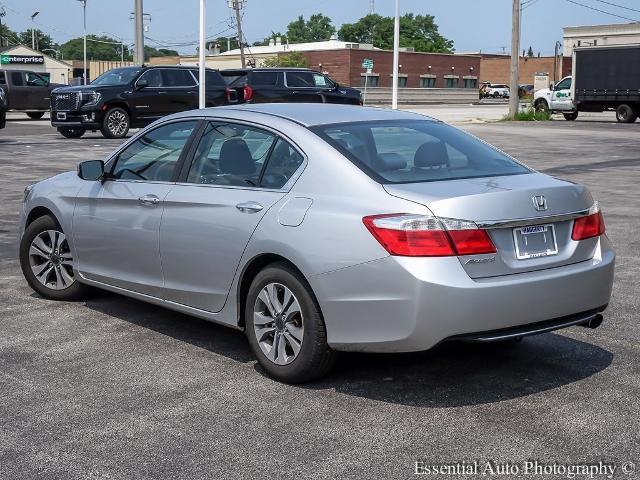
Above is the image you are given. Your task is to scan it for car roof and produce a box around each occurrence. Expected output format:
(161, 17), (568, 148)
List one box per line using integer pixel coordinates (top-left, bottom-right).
(196, 103), (438, 127)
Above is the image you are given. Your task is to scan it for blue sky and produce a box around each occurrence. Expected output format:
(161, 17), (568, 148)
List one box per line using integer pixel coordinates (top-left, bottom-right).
(1, 0), (639, 55)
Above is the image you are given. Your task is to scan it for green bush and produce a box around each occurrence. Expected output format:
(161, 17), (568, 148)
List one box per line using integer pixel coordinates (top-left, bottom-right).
(503, 107), (551, 121)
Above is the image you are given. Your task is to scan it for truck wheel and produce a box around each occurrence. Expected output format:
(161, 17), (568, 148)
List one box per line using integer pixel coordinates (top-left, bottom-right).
(57, 127), (86, 139)
(563, 111), (579, 121)
(101, 107), (130, 139)
(616, 104), (638, 123)
(27, 112), (45, 119)
(534, 99), (549, 113)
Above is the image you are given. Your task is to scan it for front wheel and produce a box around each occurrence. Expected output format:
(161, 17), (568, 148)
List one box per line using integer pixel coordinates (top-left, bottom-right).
(245, 263), (337, 383)
(101, 107), (130, 139)
(616, 104), (638, 123)
(563, 111), (579, 121)
(19, 215), (88, 301)
(57, 127), (86, 139)
(534, 99), (549, 113)
(27, 111), (45, 119)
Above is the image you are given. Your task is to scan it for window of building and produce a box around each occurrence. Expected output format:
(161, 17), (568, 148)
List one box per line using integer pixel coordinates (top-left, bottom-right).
(444, 77), (459, 88)
(420, 77), (436, 88)
(361, 74), (379, 87)
(463, 78), (477, 88)
(397, 76), (407, 88)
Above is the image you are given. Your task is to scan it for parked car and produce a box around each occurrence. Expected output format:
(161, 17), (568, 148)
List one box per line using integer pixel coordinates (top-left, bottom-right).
(484, 83), (510, 98)
(0, 87), (7, 129)
(222, 68), (362, 105)
(50, 66), (235, 139)
(19, 104), (614, 383)
(0, 69), (63, 119)
(518, 84), (534, 98)
(534, 45), (640, 122)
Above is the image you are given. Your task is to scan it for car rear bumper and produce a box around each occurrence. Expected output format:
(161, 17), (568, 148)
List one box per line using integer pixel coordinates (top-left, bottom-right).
(310, 235), (615, 353)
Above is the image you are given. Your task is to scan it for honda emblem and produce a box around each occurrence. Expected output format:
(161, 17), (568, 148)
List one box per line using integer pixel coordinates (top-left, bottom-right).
(532, 195), (547, 211)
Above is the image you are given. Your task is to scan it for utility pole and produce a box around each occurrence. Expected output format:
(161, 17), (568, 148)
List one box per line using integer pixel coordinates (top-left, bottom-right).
(508, 0), (521, 118)
(229, 0), (246, 68)
(134, 0), (145, 64)
(391, 0), (400, 109)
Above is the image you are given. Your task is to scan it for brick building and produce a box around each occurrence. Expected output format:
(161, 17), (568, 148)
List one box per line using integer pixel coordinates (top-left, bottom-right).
(478, 55), (572, 86)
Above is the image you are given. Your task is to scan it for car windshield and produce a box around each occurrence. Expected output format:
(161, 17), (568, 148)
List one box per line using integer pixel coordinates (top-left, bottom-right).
(311, 120), (531, 184)
(91, 68), (142, 86)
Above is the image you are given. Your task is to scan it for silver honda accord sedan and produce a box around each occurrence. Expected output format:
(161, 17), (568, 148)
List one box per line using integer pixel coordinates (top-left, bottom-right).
(18, 104), (615, 382)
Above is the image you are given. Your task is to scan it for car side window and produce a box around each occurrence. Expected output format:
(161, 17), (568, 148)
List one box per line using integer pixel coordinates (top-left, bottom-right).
(186, 122), (276, 187)
(260, 138), (304, 189)
(556, 78), (571, 90)
(11, 72), (24, 86)
(162, 69), (196, 87)
(250, 72), (278, 86)
(26, 72), (47, 86)
(138, 69), (163, 87)
(112, 121), (198, 182)
(286, 72), (315, 88)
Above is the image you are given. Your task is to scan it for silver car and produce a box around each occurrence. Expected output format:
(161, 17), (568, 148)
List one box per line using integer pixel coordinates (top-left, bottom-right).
(18, 104), (615, 382)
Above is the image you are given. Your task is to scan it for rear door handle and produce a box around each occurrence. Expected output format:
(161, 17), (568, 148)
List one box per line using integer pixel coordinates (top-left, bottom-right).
(236, 201), (263, 213)
(138, 194), (161, 206)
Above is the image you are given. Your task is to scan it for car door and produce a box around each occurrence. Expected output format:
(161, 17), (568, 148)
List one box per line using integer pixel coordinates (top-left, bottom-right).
(130, 69), (166, 121)
(284, 71), (323, 103)
(8, 71), (30, 110)
(24, 72), (51, 110)
(159, 121), (305, 312)
(550, 77), (573, 111)
(160, 68), (198, 113)
(248, 71), (286, 103)
(73, 120), (199, 296)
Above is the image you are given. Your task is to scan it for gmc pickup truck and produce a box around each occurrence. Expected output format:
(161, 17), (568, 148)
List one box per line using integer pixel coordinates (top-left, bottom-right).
(0, 69), (62, 119)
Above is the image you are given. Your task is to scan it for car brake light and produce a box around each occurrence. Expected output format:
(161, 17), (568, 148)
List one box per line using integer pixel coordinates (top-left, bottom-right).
(362, 214), (496, 257)
(244, 85), (253, 101)
(225, 87), (233, 102)
(572, 211), (605, 241)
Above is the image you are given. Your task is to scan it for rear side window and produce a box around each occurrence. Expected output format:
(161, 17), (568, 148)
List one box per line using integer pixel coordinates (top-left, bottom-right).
(250, 72), (279, 86)
(11, 72), (24, 86)
(261, 139), (304, 189)
(162, 69), (196, 87)
(205, 71), (226, 87)
(312, 120), (530, 184)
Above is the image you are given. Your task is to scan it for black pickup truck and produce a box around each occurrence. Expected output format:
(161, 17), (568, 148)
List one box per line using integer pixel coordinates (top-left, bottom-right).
(0, 87), (7, 129)
(50, 65), (235, 139)
(0, 70), (61, 119)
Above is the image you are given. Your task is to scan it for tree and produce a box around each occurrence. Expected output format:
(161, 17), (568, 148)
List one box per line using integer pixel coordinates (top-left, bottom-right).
(261, 51), (309, 68)
(0, 23), (19, 47)
(527, 46), (534, 57)
(254, 32), (287, 47)
(60, 35), (130, 61)
(144, 46), (178, 60)
(286, 14), (335, 43)
(338, 14), (453, 53)
(210, 36), (239, 53)
(18, 29), (56, 51)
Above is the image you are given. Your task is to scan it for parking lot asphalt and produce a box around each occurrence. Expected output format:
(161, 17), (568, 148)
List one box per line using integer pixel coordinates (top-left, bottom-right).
(1, 117), (639, 479)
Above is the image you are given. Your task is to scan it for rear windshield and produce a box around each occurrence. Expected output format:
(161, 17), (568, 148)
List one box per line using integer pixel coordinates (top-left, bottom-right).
(311, 120), (530, 184)
(92, 67), (142, 86)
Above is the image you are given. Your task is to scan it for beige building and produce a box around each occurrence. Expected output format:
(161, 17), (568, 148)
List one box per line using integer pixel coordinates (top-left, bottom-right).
(0, 45), (71, 84)
(563, 22), (640, 56)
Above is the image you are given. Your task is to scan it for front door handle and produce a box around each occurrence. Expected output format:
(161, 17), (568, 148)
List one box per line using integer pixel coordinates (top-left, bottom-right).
(138, 194), (160, 206)
(236, 201), (263, 213)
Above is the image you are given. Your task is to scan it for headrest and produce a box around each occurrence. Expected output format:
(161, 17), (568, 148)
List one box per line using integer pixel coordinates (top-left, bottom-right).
(414, 141), (449, 168)
(374, 153), (407, 172)
(219, 138), (255, 175)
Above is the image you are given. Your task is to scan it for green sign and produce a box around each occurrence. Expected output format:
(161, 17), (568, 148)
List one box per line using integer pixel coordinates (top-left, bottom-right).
(362, 58), (373, 69)
(0, 54), (44, 65)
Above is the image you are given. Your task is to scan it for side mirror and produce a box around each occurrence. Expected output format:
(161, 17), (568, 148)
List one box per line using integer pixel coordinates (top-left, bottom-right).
(549, 82), (555, 90)
(135, 79), (148, 90)
(78, 160), (105, 181)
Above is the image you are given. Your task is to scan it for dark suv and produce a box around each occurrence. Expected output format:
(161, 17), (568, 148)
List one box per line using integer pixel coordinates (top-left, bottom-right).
(50, 66), (234, 139)
(222, 68), (362, 105)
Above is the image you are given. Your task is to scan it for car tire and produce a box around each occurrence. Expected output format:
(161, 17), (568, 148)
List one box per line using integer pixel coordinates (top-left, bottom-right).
(19, 215), (88, 301)
(245, 262), (337, 383)
(615, 104), (638, 124)
(563, 111), (579, 121)
(534, 99), (549, 113)
(101, 107), (130, 139)
(57, 127), (86, 139)
(27, 111), (45, 119)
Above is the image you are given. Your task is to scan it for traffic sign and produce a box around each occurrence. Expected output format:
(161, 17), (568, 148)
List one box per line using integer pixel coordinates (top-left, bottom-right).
(362, 58), (373, 69)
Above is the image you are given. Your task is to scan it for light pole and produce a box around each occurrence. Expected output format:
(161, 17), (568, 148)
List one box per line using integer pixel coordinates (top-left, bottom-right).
(30, 11), (39, 50)
(134, 0), (145, 64)
(391, 0), (400, 109)
(199, 0), (206, 108)
(77, 1), (87, 84)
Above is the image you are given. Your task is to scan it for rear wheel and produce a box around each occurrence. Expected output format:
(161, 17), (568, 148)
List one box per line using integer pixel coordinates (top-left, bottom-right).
(101, 107), (130, 139)
(57, 127), (86, 139)
(563, 111), (579, 121)
(616, 104), (638, 123)
(27, 111), (45, 119)
(19, 215), (88, 301)
(534, 99), (549, 113)
(245, 263), (337, 383)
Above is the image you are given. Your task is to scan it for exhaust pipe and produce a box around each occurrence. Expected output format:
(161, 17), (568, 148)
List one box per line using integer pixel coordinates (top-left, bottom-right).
(581, 314), (604, 329)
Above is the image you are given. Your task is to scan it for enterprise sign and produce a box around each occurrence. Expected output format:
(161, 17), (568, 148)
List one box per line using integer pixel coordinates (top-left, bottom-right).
(0, 55), (45, 65)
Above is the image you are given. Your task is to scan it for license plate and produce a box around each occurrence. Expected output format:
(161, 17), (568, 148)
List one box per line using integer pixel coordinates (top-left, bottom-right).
(513, 224), (558, 260)
(56, 112), (67, 120)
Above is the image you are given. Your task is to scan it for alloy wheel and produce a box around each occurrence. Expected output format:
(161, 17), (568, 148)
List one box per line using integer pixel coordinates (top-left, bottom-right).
(107, 110), (128, 137)
(253, 282), (304, 366)
(28, 229), (75, 290)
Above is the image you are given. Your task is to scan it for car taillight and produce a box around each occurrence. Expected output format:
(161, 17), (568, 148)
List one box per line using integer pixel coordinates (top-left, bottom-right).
(244, 85), (253, 101)
(362, 214), (496, 257)
(225, 87), (233, 102)
(572, 211), (605, 241)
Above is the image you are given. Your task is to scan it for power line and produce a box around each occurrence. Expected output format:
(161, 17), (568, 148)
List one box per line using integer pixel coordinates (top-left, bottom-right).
(591, 0), (640, 14)
(564, 0), (639, 22)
